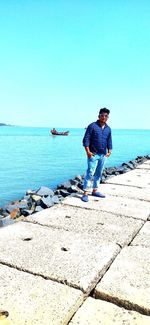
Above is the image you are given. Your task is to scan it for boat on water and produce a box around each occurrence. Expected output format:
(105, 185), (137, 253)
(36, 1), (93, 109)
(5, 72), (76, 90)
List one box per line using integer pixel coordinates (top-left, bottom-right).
(50, 129), (69, 136)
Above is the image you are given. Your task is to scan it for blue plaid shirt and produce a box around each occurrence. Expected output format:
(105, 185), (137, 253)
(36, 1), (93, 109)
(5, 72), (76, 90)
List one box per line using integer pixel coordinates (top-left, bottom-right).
(83, 120), (112, 155)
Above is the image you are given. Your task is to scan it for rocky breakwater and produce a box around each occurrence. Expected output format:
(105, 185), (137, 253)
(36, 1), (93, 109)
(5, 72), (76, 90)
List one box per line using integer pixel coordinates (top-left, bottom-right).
(0, 154), (150, 227)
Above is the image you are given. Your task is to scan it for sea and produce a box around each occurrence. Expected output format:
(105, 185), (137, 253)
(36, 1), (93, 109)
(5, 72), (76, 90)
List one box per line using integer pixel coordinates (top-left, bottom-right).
(0, 126), (149, 207)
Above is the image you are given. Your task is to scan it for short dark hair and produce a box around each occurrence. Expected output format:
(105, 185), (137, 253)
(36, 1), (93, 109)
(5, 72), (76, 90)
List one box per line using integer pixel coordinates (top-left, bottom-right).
(99, 107), (110, 115)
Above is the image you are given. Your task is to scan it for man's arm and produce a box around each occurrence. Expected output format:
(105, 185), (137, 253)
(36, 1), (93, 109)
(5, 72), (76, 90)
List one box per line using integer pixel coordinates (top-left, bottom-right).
(84, 146), (94, 158)
(83, 125), (94, 158)
(105, 150), (112, 157)
(106, 129), (112, 157)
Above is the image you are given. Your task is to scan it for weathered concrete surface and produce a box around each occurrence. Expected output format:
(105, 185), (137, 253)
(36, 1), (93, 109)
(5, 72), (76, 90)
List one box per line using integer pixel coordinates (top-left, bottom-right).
(1, 161), (150, 324)
(69, 297), (150, 325)
(94, 246), (150, 315)
(137, 163), (150, 170)
(0, 264), (83, 325)
(0, 222), (119, 294)
(26, 205), (144, 247)
(63, 195), (150, 220)
(142, 161), (150, 165)
(98, 183), (150, 201)
(131, 221), (150, 247)
(106, 169), (150, 188)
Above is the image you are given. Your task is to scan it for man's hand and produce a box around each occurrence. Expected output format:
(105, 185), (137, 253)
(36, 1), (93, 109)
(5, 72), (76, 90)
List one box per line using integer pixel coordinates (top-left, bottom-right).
(87, 151), (94, 158)
(105, 152), (111, 157)
(85, 146), (94, 159)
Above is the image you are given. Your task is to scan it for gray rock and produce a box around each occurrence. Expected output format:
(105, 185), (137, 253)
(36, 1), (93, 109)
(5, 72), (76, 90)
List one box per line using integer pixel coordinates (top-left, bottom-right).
(31, 195), (42, 205)
(59, 189), (70, 197)
(57, 181), (71, 190)
(115, 166), (126, 174)
(36, 186), (54, 197)
(100, 176), (106, 183)
(41, 197), (54, 208)
(21, 209), (34, 216)
(54, 189), (61, 195)
(0, 216), (14, 227)
(75, 175), (83, 182)
(26, 189), (37, 195)
(70, 179), (79, 186)
(122, 162), (134, 170)
(35, 206), (44, 213)
(51, 196), (60, 204)
(5, 200), (28, 213)
(106, 167), (117, 175)
(68, 185), (79, 194)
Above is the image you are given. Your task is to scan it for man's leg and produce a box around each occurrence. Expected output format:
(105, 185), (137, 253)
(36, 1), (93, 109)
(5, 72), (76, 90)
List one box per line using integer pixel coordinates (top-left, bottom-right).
(92, 155), (107, 197)
(82, 156), (98, 201)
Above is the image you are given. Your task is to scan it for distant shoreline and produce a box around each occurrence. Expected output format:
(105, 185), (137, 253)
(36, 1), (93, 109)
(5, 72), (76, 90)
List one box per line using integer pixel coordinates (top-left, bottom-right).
(0, 123), (12, 127)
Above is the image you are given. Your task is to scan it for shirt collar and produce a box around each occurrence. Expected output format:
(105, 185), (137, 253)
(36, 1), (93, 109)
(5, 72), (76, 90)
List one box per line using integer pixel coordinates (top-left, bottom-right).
(96, 120), (108, 128)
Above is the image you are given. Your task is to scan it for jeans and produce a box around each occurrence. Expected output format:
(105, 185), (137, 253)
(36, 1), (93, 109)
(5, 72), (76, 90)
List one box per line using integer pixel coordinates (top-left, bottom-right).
(83, 154), (107, 191)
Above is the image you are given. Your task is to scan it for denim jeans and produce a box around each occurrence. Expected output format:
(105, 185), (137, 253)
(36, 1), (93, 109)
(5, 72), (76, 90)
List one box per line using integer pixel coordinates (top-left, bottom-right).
(83, 154), (107, 191)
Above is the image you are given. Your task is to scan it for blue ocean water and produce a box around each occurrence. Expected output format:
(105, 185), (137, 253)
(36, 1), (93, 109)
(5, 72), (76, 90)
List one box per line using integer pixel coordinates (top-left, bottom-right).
(0, 126), (149, 207)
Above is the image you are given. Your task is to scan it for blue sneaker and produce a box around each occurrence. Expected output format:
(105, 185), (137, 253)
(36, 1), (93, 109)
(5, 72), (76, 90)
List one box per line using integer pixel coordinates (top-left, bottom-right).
(92, 192), (105, 198)
(81, 195), (89, 202)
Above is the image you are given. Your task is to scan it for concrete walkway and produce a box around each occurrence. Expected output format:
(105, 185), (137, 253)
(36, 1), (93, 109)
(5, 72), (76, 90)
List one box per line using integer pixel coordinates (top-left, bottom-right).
(0, 160), (150, 325)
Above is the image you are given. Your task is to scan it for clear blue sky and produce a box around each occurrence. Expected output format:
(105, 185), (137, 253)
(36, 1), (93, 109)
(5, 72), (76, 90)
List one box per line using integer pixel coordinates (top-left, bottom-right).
(0, 0), (150, 128)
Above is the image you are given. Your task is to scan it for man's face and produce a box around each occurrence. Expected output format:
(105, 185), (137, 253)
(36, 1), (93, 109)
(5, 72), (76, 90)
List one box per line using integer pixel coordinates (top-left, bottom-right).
(99, 113), (109, 123)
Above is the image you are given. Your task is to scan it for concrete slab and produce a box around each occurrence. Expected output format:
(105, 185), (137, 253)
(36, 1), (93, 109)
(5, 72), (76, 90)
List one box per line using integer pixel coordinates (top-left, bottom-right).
(69, 297), (150, 325)
(63, 195), (150, 221)
(130, 169), (150, 175)
(140, 161), (150, 165)
(0, 264), (83, 325)
(137, 163), (150, 170)
(106, 170), (150, 188)
(131, 221), (150, 247)
(94, 246), (150, 315)
(0, 222), (119, 294)
(98, 183), (150, 201)
(26, 205), (144, 247)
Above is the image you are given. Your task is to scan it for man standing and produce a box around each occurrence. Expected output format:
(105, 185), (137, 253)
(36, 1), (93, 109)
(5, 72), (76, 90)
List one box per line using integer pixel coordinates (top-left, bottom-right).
(81, 108), (112, 202)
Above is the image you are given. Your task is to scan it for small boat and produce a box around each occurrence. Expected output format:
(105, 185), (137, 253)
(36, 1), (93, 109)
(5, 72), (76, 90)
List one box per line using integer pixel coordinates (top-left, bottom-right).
(50, 129), (69, 136)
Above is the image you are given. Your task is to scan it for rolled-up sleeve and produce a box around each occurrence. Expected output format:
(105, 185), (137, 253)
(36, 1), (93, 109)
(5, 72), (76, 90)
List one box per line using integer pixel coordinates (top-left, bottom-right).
(107, 130), (112, 150)
(83, 125), (92, 147)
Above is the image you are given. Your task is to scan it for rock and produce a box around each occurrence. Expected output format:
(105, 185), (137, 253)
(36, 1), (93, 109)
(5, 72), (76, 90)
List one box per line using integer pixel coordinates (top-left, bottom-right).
(59, 189), (70, 197)
(21, 209), (34, 216)
(26, 189), (37, 195)
(102, 170), (107, 177)
(70, 179), (79, 186)
(77, 183), (83, 190)
(41, 197), (54, 208)
(36, 186), (54, 197)
(57, 181), (71, 190)
(54, 189), (61, 195)
(35, 206), (44, 213)
(0, 216), (14, 227)
(68, 185), (79, 194)
(5, 200), (28, 213)
(129, 160), (138, 167)
(122, 162), (134, 169)
(10, 208), (21, 219)
(75, 175), (83, 182)
(31, 195), (42, 205)
(0, 211), (9, 218)
(105, 167), (117, 175)
(115, 166), (126, 174)
(51, 196), (60, 204)
(100, 176), (106, 183)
